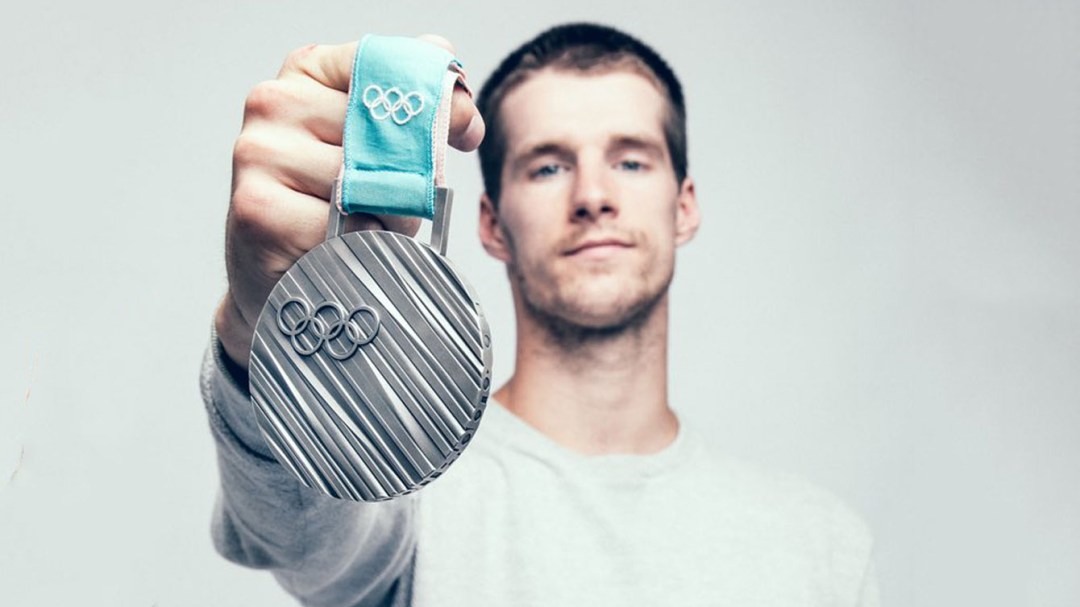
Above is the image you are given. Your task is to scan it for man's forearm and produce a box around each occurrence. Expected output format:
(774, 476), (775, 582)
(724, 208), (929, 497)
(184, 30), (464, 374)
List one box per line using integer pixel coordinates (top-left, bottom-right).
(202, 336), (415, 605)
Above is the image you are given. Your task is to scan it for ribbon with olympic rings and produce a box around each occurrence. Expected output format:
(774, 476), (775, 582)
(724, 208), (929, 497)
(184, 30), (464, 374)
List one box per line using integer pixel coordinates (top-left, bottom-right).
(276, 298), (381, 361)
(339, 35), (464, 219)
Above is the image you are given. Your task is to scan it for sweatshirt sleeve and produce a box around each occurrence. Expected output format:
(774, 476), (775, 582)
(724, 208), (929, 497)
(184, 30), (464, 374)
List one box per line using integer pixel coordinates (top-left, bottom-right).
(201, 333), (416, 607)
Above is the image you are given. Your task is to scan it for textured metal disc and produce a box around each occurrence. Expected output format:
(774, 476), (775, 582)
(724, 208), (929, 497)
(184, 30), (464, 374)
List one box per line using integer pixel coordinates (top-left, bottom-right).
(249, 231), (492, 501)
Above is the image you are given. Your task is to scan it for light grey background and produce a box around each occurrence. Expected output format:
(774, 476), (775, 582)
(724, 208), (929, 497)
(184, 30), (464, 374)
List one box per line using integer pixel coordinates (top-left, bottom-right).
(1, 1), (1076, 605)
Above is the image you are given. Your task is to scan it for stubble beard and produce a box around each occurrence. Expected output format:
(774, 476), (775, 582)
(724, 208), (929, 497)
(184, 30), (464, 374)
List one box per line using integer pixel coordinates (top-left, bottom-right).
(508, 247), (674, 351)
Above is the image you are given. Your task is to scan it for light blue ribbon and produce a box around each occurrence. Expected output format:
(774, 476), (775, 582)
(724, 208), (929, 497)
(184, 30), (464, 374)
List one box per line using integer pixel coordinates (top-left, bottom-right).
(341, 35), (459, 219)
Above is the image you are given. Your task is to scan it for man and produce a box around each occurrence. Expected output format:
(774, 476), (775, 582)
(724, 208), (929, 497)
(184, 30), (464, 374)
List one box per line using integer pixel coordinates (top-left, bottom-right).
(204, 23), (879, 606)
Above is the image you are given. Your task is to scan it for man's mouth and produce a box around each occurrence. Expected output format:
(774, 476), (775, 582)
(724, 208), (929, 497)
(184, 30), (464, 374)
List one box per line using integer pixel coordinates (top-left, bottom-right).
(563, 238), (633, 257)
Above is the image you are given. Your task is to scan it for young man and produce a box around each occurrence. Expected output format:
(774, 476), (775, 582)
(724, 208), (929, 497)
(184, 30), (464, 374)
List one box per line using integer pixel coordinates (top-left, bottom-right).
(205, 23), (879, 606)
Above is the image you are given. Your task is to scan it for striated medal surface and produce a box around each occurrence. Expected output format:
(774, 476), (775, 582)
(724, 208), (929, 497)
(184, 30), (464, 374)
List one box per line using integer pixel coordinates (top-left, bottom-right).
(249, 230), (492, 501)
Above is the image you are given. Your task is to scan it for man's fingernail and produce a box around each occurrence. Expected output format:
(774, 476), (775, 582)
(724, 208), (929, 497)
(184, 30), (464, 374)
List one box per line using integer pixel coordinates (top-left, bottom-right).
(455, 76), (474, 99)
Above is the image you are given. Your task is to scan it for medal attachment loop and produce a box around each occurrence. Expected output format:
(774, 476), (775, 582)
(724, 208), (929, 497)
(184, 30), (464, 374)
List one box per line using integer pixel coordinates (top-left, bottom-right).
(328, 180), (453, 256)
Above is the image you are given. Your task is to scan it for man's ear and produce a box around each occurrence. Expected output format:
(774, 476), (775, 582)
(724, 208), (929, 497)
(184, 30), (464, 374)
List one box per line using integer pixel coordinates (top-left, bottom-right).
(479, 192), (512, 262)
(675, 177), (701, 246)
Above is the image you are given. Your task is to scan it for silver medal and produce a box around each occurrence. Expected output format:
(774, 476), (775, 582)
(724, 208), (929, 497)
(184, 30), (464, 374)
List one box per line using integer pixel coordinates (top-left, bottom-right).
(249, 184), (492, 501)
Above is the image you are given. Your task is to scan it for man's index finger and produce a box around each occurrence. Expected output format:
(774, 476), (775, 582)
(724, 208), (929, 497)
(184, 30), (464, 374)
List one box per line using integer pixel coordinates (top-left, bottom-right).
(277, 42), (359, 92)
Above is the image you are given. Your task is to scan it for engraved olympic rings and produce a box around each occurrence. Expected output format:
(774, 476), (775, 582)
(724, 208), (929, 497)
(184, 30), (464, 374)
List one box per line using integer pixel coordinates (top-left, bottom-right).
(277, 298), (381, 361)
(362, 84), (425, 125)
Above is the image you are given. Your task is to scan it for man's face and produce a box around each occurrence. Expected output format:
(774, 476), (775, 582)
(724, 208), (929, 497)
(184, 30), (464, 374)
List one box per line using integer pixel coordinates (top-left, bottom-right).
(480, 67), (699, 333)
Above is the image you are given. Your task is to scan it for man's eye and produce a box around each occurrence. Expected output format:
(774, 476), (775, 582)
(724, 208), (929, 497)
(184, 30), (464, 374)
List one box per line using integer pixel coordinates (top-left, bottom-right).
(618, 160), (645, 171)
(531, 164), (564, 178)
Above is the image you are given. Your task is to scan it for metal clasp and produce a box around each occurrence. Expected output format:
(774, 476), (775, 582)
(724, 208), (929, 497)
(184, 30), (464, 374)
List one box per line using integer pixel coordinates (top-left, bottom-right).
(327, 180), (453, 256)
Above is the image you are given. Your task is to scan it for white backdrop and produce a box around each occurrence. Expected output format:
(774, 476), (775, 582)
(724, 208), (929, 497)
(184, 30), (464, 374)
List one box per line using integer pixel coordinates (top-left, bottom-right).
(1, 1), (1077, 605)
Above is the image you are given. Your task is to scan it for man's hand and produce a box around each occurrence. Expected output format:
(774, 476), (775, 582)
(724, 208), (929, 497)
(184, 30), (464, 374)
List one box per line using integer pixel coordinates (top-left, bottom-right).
(216, 36), (485, 370)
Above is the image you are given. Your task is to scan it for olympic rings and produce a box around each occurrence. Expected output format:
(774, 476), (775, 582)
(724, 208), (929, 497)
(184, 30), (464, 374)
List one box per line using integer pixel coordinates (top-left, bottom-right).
(277, 298), (381, 361)
(362, 84), (425, 125)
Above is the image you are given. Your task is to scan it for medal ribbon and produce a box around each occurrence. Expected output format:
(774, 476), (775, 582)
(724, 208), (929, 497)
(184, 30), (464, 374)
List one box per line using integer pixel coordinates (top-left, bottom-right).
(338, 35), (463, 219)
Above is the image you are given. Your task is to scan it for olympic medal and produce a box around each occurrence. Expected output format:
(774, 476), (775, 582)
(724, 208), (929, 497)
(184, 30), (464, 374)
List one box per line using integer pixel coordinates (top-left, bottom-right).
(248, 229), (492, 501)
(246, 35), (491, 502)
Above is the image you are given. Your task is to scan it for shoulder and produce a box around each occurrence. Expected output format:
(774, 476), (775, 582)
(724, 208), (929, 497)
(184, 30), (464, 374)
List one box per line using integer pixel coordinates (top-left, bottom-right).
(682, 432), (876, 592)
(726, 455), (870, 540)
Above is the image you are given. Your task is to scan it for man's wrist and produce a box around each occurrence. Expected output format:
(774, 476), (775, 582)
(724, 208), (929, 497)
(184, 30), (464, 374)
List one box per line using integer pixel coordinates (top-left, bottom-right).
(215, 293), (253, 374)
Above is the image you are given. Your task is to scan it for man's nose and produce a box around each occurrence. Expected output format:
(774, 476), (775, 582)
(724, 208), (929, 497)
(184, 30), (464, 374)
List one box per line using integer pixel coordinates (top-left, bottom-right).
(570, 159), (618, 222)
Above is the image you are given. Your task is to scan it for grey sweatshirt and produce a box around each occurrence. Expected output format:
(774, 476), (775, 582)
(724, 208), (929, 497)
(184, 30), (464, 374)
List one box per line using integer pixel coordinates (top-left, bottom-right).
(203, 337), (880, 606)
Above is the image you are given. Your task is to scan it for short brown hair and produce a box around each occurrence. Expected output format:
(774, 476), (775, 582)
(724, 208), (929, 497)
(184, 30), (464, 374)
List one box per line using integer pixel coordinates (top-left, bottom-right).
(476, 23), (688, 205)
